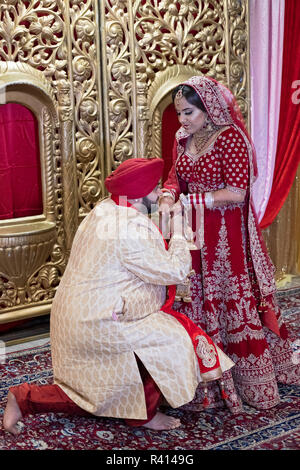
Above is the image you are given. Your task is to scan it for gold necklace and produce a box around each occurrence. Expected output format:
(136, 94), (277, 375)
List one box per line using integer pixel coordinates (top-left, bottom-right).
(192, 115), (220, 154)
(192, 129), (217, 154)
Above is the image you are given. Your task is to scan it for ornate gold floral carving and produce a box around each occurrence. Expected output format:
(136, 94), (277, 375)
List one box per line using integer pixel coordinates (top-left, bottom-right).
(0, 0), (250, 325)
(0, 0), (104, 216)
(0, 1), (65, 73)
(69, 0), (104, 217)
(225, 0), (250, 126)
(99, 0), (134, 172)
(0, 67), (65, 315)
(0, 1), (104, 323)
(102, 0), (250, 170)
(134, 0), (225, 79)
(0, 222), (57, 305)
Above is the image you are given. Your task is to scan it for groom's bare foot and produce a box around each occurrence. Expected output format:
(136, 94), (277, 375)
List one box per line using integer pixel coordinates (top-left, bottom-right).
(3, 391), (22, 435)
(142, 411), (181, 431)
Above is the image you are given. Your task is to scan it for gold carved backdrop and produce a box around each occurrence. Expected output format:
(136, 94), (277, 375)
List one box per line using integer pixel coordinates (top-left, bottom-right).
(100, 0), (250, 167)
(0, 0), (104, 323)
(0, 0), (250, 324)
(0, 1), (297, 327)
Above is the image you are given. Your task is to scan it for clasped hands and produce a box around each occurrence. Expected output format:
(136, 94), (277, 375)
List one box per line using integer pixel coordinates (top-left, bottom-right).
(158, 197), (184, 238)
(159, 195), (195, 302)
(158, 195), (187, 240)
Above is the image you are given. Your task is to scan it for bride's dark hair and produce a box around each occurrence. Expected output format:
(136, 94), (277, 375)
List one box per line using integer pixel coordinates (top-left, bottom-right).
(172, 84), (206, 112)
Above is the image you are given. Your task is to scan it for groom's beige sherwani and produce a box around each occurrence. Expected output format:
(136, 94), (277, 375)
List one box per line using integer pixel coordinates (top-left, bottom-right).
(51, 198), (233, 419)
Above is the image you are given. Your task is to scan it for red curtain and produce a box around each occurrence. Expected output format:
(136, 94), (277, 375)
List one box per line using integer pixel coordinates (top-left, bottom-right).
(260, 0), (300, 229)
(0, 103), (43, 220)
(161, 103), (180, 183)
(0, 103), (43, 333)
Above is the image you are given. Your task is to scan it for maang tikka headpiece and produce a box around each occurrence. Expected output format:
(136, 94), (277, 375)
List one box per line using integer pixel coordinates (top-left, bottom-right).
(174, 86), (184, 107)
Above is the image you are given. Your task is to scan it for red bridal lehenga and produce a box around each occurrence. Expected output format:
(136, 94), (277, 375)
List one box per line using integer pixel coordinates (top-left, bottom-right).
(164, 76), (300, 413)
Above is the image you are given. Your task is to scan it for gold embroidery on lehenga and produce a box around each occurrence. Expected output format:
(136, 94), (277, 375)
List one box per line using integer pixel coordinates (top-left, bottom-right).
(196, 336), (217, 368)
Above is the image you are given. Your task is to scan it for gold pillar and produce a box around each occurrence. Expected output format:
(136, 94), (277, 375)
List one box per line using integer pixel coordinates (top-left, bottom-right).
(263, 166), (300, 282)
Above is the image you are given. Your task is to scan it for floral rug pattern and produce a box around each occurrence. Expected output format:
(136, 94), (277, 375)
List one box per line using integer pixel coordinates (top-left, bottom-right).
(0, 290), (299, 451)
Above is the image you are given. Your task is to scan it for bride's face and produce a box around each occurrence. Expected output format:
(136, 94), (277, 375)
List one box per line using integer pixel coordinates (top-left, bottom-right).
(175, 96), (207, 134)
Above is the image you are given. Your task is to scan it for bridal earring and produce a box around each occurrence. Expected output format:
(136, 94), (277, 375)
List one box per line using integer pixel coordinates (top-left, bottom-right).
(193, 115), (219, 154)
(202, 114), (217, 132)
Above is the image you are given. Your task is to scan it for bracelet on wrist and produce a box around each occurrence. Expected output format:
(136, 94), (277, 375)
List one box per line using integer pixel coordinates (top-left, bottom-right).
(204, 191), (214, 209)
(186, 193), (204, 207)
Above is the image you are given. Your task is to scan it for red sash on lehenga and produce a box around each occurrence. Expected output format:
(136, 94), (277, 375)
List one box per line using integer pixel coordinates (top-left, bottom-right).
(111, 194), (222, 382)
(160, 246), (222, 381)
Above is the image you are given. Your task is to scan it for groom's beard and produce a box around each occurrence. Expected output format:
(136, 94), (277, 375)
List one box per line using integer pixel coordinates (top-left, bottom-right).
(141, 196), (159, 214)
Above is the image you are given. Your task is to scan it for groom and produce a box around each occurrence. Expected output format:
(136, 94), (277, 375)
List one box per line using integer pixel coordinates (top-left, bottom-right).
(4, 158), (233, 435)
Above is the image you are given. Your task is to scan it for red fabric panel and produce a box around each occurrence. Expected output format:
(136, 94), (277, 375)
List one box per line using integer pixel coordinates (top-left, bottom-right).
(10, 383), (90, 417)
(0, 103), (43, 332)
(0, 320), (27, 333)
(124, 357), (162, 426)
(260, 0), (300, 228)
(161, 103), (180, 183)
(10, 358), (162, 426)
(0, 103), (43, 220)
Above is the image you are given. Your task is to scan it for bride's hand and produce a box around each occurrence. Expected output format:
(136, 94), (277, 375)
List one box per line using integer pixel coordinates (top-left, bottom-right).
(158, 196), (175, 212)
(171, 200), (183, 216)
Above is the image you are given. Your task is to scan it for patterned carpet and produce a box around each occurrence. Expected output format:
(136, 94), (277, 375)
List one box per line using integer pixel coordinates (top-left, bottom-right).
(0, 290), (299, 451)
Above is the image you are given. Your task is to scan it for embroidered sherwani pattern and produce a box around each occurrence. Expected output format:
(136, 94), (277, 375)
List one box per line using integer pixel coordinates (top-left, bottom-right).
(50, 198), (233, 420)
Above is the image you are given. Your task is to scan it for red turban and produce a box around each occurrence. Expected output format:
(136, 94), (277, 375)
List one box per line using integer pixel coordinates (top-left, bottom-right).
(105, 158), (164, 199)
